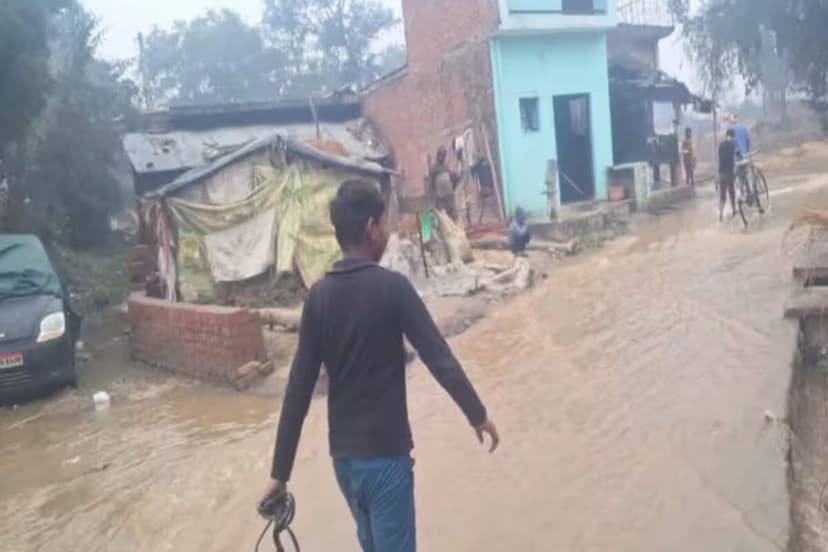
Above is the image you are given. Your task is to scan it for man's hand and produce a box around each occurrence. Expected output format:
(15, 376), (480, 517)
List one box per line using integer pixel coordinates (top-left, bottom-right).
(258, 479), (287, 516)
(475, 418), (500, 453)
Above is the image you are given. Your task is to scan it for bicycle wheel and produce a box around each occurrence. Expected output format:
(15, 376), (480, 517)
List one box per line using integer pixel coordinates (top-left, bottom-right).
(755, 167), (770, 206)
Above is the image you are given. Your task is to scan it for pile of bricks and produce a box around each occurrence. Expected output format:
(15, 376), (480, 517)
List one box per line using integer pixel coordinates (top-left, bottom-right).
(128, 293), (271, 389)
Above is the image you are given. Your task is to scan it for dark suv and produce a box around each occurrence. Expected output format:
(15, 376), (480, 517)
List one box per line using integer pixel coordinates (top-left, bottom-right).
(0, 235), (81, 403)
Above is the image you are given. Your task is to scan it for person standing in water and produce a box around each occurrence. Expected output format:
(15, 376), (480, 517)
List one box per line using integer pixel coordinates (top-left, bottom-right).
(259, 180), (500, 552)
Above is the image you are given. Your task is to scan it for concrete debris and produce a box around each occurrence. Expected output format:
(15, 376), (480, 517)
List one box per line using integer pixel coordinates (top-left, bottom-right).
(472, 237), (580, 257)
(424, 258), (535, 298)
(487, 258), (535, 292)
(234, 361), (274, 391)
(381, 234), (423, 280)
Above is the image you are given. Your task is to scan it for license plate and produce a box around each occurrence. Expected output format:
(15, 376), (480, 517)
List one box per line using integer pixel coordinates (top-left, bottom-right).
(0, 353), (23, 370)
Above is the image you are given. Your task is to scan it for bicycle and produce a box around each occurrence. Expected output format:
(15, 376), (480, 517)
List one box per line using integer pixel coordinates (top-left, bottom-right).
(736, 153), (770, 229)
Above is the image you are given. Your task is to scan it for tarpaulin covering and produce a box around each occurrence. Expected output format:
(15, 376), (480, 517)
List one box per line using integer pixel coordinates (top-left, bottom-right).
(0, 235), (63, 300)
(163, 161), (380, 303)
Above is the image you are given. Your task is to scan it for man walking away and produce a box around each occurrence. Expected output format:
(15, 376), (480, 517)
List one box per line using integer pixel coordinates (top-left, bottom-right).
(259, 180), (500, 552)
(508, 207), (531, 256)
(719, 129), (738, 222)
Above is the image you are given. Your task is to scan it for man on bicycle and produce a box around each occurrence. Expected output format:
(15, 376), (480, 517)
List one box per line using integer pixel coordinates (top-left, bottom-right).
(729, 114), (751, 158)
(729, 114), (752, 188)
(718, 128), (738, 222)
(259, 180), (500, 551)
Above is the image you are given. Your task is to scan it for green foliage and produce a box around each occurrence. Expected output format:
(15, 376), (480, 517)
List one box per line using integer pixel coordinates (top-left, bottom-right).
(141, 1), (401, 105)
(263, 0), (398, 89)
(142, 9), (276, 106)
(0, 0), (68, 153)
(672, 0), (828, 103)
(6, 2), (137, 249)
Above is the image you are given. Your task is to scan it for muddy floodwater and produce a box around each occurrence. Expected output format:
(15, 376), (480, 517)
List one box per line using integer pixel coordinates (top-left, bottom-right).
(4, 173), (828, 551)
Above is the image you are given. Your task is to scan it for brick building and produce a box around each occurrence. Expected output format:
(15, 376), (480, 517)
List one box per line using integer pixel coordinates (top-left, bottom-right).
(364, 0), (689, 221)
(363, 0), (501, 212)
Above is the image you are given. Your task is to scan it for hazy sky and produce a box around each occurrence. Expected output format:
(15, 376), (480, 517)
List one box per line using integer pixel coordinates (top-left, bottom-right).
(81, 0), (404, 60)
(81, 0), (697, 92)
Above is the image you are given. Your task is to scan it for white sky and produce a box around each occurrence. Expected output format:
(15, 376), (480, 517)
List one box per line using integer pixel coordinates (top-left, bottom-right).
(81, 0), (699, 93)
(81, 0), (404, 61)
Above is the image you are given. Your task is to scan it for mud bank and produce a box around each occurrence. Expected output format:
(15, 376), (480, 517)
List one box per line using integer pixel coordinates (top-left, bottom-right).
(786, 313), (828, 551)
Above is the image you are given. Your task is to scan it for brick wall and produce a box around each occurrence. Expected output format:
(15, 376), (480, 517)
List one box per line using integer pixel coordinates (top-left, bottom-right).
(363, 0), (501, 201)
(128, 293), (269, 388)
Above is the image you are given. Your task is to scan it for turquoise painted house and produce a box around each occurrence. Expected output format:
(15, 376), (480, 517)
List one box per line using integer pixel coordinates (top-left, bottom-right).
(491, 0), (617, 219)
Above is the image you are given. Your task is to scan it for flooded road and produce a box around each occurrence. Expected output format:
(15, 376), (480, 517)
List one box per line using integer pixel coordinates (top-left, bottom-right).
(3, 171), (828, 551)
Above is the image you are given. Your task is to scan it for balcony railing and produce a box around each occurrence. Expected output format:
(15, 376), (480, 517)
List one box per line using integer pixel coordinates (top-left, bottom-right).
(618, 0), (675, 27)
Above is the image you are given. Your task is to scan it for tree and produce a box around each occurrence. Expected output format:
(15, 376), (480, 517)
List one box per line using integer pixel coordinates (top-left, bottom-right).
(140, 2), (401, 105)
(6, 2), (138, 247)
(142, 9), (276, 106)
(0, 0), (68, 154)
(263, 0), (398, 92)
(376, 43), (407, 76)
(671, 0), (828, 105)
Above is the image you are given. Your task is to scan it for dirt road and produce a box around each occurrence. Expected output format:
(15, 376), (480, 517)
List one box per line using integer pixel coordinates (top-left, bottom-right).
(3, 163), (827, 551)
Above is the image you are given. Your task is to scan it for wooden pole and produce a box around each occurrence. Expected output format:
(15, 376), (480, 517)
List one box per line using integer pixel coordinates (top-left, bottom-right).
(415, 211), (430, 279)
(309, 96), (321, 139)
(478, 121), (505, 221)
(712, 94), (719, 171)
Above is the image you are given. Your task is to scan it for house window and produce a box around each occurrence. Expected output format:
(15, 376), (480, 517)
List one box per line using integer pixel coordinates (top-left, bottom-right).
(520, 98), (540, 132)
(562, 0), (595, 14)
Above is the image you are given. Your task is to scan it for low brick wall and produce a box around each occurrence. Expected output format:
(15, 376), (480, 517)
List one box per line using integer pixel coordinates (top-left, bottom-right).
(128, 293), (268, 388)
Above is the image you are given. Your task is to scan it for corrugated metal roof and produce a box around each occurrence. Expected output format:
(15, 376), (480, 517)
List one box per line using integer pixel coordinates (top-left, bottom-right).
(123, 120), (388, 175)
(149, 135), (393, 199)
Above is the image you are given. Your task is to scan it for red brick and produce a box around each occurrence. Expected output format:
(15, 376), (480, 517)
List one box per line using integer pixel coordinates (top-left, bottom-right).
(363, 0), (501, 204)
(127, 293), (266, 387)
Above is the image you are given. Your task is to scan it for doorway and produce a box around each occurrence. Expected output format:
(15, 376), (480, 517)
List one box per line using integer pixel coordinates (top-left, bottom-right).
(554, 93), (595, 204)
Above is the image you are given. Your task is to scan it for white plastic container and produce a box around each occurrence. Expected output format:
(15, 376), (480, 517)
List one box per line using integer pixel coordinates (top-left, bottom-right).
(93, 391), (111, 411)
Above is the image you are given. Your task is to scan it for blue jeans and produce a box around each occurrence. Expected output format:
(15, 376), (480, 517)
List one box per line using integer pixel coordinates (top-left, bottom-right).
(334, 457), (416, 552)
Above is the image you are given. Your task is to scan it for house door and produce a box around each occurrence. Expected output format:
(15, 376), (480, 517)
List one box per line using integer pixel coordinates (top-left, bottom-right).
(554, 93), (595, 204)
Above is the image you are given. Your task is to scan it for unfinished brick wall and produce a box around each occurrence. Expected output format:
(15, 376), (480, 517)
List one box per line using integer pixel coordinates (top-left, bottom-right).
(128, 293), (268, 388)
(363, 0), (500, 203)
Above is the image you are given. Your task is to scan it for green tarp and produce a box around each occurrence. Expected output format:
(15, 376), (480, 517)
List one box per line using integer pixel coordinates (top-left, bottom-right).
(0, 235), (62, 299)
(166, 160), (382, 303)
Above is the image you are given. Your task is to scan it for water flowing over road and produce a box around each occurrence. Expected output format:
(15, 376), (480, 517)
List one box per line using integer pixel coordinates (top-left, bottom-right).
(4, 171), (828, 551)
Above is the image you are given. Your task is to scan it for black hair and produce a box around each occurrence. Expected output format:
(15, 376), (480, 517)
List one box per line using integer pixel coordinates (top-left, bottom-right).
(329, 179), (386, 249)
(726, 128), (735, 138)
